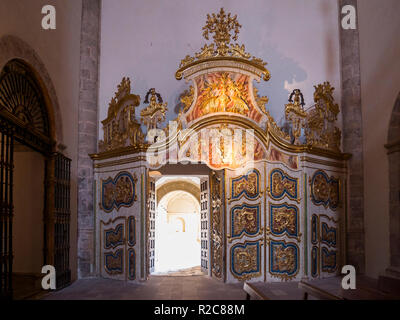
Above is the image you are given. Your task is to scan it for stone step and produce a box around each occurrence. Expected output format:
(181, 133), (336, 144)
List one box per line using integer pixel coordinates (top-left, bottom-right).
(378, 274), (400, 295)
(385, 266), (400, 279)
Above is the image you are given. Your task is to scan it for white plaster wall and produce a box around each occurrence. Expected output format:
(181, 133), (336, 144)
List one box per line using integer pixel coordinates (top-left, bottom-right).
(99, 0), (341, 139)
(358, 0), (400, 278)
(0, 0), (83, 281)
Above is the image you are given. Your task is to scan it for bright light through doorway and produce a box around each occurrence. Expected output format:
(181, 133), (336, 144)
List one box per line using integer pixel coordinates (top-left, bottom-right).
(153, 177), (201, 274)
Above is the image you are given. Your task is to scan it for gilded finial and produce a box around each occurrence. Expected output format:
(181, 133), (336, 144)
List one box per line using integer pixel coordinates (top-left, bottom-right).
(176, 8), (271, 82)
(202, 8), (242, 56)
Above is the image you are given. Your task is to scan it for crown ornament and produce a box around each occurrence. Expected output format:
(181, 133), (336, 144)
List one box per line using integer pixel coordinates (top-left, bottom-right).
(176, 8), (270, 81)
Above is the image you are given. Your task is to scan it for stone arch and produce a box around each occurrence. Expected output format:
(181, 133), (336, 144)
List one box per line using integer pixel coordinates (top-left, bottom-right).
(385, 92), (400, 269)
(157, 180), (200, 205)
(0, 35), (63, 146)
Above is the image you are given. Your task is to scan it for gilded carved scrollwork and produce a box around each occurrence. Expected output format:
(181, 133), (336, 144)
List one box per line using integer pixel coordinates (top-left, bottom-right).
(321, 222), (337, 247)
(104, 224), (124, 249)
(230, 203), (261, 239)
(98, 77), (144, 152)
(180, 85), (195, 112)
(269, 203), (300, 240)
(229, 169), (260, 202)
(231, 241), (261, 281)
(100, 171), (137, 213)
(253, 87), (269, 114)
(321, 247), (337, 273)
(284, 82), (342, 152)
(310, 213), (339, 277)
(305, 82), (341, 152)
(176, 8), (271, 82)
(211, 171), (224, 279)
(269, 240), (299, 281)
(310, 170), (340, 210)
(265, 110), (291, 142)
(104, 249), (124, 275)
(268, 168), (299, 202)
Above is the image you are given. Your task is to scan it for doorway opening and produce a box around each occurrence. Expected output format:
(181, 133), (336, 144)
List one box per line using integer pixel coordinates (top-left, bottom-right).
(12, 142), (45, 299)
(150, 174), (209, 276)
(0, 59), (71, 299)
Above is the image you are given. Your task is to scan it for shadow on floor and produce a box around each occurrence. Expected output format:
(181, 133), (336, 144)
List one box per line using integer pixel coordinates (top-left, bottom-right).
(41, 275), (246, 300)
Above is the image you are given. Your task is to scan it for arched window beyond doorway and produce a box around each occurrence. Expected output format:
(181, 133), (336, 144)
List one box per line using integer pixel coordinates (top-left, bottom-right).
(0, 58), (71, 299)
(385, 92), (400, 273)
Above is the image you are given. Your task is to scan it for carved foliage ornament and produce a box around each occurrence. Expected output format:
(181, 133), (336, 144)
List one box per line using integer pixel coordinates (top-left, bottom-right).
(101, 172), (137, 213)
(99, 77), (144, 153)
(211, 171), (224, 279)
(177, 8), (270, 81)
(321, 247), (337, 273)
(231, 203), (260, 238)
(310, 170), (340, 209)
(305, 82), (341, 152)
(230, 169), (260, 201)
(231, 241), (261, 280)
(180, 85), (195, 112)
(270, 240), (299, 280)
(104, 224), (124, 249)
(321, 222), (337, 247)
(104, 249), (124, 275)
(269, 168), (298, 201)
(310, 214), (338, 277)
(269, 203), (299, 238)
(284, 83), (342, 152)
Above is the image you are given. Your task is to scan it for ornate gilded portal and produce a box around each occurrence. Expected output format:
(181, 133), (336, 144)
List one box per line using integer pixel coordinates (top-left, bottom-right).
(91, 8), (348, 284)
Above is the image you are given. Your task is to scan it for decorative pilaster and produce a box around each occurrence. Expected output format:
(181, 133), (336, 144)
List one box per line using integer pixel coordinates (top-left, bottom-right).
(77, 0), (101, 278)
(338, 0), (365, 273)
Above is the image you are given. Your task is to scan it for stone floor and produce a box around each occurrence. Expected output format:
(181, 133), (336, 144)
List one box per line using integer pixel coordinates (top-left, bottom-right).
(13, 274), (43, 300)
(41, 275), (247, 300)
(152, 266), (205, 277)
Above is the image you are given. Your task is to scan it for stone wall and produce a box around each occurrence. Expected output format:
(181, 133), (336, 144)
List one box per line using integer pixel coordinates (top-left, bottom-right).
(77, 0), (101, 278)
(338, 0), (365, 273)
(386, 93), (400, 269)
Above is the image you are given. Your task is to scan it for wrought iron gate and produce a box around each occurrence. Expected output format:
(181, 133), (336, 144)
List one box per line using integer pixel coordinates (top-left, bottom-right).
(0, 60), (71, 298)
(0, 120), (14, 299)
(53, 153), (72, 289)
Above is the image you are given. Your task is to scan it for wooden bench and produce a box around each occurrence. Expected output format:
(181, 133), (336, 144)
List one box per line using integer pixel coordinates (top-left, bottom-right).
(299, 277), (399, 300)
(244, 277), (400, 300)
(243, 281), (304, 300)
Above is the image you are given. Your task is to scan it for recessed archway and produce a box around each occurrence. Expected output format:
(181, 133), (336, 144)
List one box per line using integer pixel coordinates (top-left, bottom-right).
(0, 35), (63, 145)
(0, 38), (71, 299)
(385, 92), (400, 271)
(153, 177), (202, 275)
